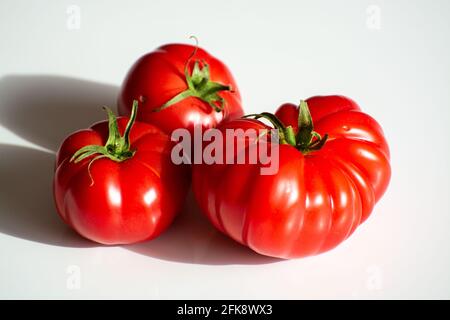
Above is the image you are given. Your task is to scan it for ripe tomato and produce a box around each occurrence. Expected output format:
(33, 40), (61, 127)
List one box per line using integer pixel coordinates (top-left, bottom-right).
(192, 96), (391, 258)
(118, 41), (243, 135)
(53, 101), (190, 244)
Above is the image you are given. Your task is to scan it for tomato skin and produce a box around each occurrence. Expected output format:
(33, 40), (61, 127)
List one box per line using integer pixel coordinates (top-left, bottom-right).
(53, 118), (190, 245)
(118, 43), (243, 135)
(192, 95), (391, 258)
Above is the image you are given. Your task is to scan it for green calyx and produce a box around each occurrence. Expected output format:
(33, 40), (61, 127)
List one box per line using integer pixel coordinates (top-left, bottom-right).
(154, 45), (232, 113)
(70, 100), (139, 165)
(244, 100), (328, 154)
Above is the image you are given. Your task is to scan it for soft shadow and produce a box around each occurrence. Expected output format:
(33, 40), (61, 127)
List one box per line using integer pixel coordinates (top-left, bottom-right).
(0, 74), (278, 264)
(126, 190), (280, 265)
(0, 144), (95, 247)
(0, 75), (119, 151)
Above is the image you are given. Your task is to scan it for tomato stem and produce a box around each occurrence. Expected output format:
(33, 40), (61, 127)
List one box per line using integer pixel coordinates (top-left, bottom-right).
(70, 100), (139, 166)
(154, 38), (232, 113)
(243, 100), (328, 154)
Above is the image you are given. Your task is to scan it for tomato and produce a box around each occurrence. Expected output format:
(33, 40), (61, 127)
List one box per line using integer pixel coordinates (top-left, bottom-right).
(53, 101), (190, 244)
(118, 41), (243, 135)
(192, 95), (391, 258)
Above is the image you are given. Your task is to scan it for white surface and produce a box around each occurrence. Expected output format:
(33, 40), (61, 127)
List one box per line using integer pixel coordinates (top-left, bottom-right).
(1, 0), (449, 299)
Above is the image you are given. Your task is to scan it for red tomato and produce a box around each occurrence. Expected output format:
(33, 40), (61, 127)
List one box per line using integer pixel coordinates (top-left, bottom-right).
(53, 101), (190, 244)
(192, 95), (391, 258)
(118, 42), (243, 135)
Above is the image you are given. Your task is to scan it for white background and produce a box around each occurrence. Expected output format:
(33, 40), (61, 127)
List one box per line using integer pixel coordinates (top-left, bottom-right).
(0, 0), (449, 299)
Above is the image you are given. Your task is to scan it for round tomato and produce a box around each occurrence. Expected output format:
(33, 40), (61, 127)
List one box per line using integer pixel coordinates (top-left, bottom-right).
(118, 42), (243, 135)
(192, 95), (391, 258)
(53, 101), (190, 244)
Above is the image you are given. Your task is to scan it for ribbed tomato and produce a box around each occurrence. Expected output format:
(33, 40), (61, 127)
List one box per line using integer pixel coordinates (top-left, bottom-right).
(192, 95), (391, 258)
(118, 42), (243, 135)
(53, 102), (190, 244)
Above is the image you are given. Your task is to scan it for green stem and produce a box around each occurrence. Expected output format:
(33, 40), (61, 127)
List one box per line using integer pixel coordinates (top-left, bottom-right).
(71, 100), (139, 165)
(123, 100), (138, 151)
(154, 90), (194, 113)
(243, 100), (328, 154)
(297, 100), (313, 150)
(243, 112), (290, 145)
(284, 126), (297, 146)
(154, 40), (232, 113)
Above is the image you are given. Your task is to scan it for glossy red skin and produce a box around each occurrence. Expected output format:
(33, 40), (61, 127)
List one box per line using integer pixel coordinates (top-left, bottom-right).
(118, 43), (243, 135)
(192, 95), (391, 259)
(53, 118), (190, 245)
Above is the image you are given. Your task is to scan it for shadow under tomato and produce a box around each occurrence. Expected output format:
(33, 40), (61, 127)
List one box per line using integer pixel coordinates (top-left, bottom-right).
(0, 75), (119, 152)
(0, 144), (95, 247)
(0, 74), (279, 265)
(125, 190), (280, 265)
